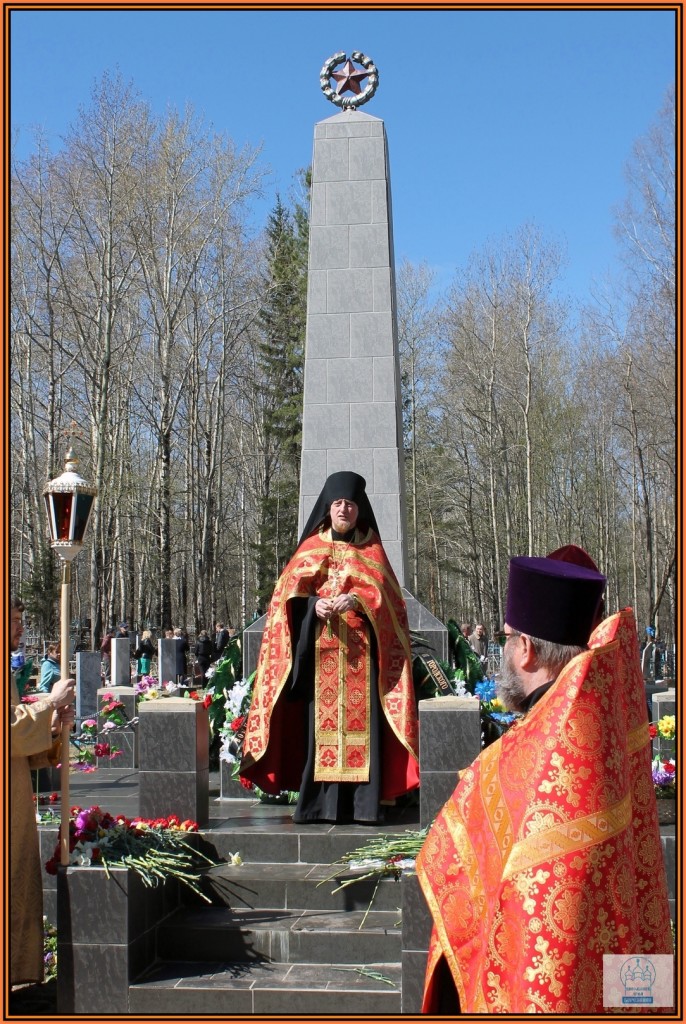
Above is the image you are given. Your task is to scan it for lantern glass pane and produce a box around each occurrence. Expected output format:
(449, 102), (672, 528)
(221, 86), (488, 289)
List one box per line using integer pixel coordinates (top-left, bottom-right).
(52, 493), (73, 541)
(73, 493), (94, 542)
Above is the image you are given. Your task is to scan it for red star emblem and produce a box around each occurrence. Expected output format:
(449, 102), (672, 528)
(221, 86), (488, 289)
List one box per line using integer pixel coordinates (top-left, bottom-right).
(331, 59), (369, 96)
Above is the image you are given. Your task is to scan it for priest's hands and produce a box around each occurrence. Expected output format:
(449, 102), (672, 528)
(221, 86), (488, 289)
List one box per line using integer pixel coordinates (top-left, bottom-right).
(316, 594), (358, 621)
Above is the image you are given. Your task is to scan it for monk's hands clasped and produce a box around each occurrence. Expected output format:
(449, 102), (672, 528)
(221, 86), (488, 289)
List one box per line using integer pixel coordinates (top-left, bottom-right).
(315, 598), (334, 622)
(332, 593), (358, 614)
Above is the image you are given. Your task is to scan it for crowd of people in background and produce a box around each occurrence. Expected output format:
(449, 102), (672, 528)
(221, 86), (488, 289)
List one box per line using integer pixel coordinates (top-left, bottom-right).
(97, 620), (238, 686)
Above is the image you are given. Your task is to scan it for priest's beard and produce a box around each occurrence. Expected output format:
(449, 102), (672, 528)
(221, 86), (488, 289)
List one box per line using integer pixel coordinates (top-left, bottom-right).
(496, 642), (529, 713)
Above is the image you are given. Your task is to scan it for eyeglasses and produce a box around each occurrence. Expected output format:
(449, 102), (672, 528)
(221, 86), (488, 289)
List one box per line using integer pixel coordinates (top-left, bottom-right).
(496, 630), (521, 647)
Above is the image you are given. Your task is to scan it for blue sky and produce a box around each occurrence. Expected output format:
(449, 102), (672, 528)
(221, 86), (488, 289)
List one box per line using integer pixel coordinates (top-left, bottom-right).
(10, 7), (675, 305)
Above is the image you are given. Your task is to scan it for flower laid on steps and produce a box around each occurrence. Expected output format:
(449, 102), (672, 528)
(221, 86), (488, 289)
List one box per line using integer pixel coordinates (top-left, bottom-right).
(322, 828), (429, 927)
(44, 805), (221, 899)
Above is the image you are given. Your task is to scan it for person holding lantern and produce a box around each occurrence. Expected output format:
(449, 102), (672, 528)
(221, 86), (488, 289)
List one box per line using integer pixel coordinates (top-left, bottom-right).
(9, 597), (76, 986)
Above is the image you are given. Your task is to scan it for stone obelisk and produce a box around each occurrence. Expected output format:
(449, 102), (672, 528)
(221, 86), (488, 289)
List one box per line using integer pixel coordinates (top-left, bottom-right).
(299, 106), (408, 584)
(243, 54), (446, 676)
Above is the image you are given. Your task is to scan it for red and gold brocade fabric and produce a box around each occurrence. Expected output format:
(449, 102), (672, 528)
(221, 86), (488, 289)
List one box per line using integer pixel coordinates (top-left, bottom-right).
(416, 609), (672, 1014)
(240, 525), (419, 799)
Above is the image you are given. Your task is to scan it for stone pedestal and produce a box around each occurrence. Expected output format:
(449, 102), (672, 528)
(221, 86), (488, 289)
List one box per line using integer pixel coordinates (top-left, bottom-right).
(76, 651), (102, 724)
(418, 696), (481, 828)
(97, 686), (137, 769)
(138, 698), (209, 826)
(111, 637), (132, 687)
(56, 866), (180, 1013)
(220, 758), (252, 800)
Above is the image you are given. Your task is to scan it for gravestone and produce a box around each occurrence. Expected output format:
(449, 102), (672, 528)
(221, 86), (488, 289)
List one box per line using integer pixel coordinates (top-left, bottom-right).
(158, 638), (179, 686)
(75, 651), (101, 724)
(111, 636), (132, 687)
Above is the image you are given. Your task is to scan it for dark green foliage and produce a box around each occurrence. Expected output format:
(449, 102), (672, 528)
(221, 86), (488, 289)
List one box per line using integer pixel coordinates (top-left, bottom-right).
(20, 544), (59, 639)
(254, 188), (308, 606)
(446, 619), (484, 691)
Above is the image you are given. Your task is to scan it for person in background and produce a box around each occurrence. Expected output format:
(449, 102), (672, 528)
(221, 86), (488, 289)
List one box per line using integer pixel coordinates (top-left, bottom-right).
(100, 627), (114, 681)
(467, 623), (488, 665)
(37, 642), (61, 693)
(194, 629), (213, 678)
(134, 630), (155, 678)
(460, 622), (471, 640)
(10, 597), (76, 987)
(172, 627), (189, 684)
(116, 621), (129, 639)
(213, 622), (230, 662)
(642, 625), (656, 682)
(240, 471), (419, 825)
(416, 555), (672, 1013)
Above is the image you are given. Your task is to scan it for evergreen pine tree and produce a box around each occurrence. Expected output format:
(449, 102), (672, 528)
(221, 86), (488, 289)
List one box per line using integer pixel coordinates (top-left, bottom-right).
(254, 189), (308, 607)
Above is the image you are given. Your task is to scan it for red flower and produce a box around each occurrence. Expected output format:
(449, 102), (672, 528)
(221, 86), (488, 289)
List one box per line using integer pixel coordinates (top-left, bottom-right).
(180, 819), (199, 831)
(202, 694), (212, 709)
(49, 792), (59, 803)
(94, 743), (111, 758)
(239, 776), (254, 791)
(189, 691), (200, 701)
(648, 723), (658, 739)
(662, 761), (676, 774)
(230, 716), (245, 732)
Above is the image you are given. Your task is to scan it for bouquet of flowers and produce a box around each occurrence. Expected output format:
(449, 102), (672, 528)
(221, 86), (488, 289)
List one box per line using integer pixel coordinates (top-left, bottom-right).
(218, 675), (254, 769)
(475, 678), (520, 747)
(44, 804), (219, 898)
(649, 714), (676, 799)
(652, 759), (676, 798)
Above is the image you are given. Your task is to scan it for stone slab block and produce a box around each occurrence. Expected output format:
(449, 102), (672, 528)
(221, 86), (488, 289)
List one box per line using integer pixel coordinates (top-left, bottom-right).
(420, 770), (460, 829)
(313, 137), (349, 182)
(326, 179), (373, 224)
(111, 637), (132, 687)
(373, 356), (397, 402)
(303, 358), (328, 404)
(327, 357), (374, 402)
(373, 448), (401, 493)
(372, 268), (392, 311)
(299, 450), (328, 496)
(139, 769), (209, 826)
(220, 759), (253, 799)
(76, 651), (102, 723)
(307, 270), (327, 314)
(349, 223), (390, 268)
(326, 269), (374, 314)
(327, 448), (374, 482)
(138, 699), (209, 773)
(349, 136), (386, 180)
(371, 179), (389, 224)
(350, 311), (393, 357)
(306, 312), (350, 358)
(309, 224), (349, 270)
(310, 181), (326, 224)
(401, 949), (428, 1014)
(419, 696), (481, 772)
(349, 402), (396, 449)
(302, 404), (350, 450)
(365, 492), (400, 539)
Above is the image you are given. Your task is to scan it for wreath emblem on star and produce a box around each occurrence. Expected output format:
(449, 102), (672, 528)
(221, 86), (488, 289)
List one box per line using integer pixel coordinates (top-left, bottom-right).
(320, 51), (379, 109)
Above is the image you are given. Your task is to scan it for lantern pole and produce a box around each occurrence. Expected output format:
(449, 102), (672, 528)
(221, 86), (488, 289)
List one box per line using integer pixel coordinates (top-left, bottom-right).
(43, 444), (96, 866)
(59, 559), (72, 865)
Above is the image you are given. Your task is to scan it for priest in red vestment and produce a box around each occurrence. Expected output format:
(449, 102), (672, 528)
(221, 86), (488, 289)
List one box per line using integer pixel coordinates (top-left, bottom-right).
(240, 471), (419, 824)
(416, 555), (673, 1013)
